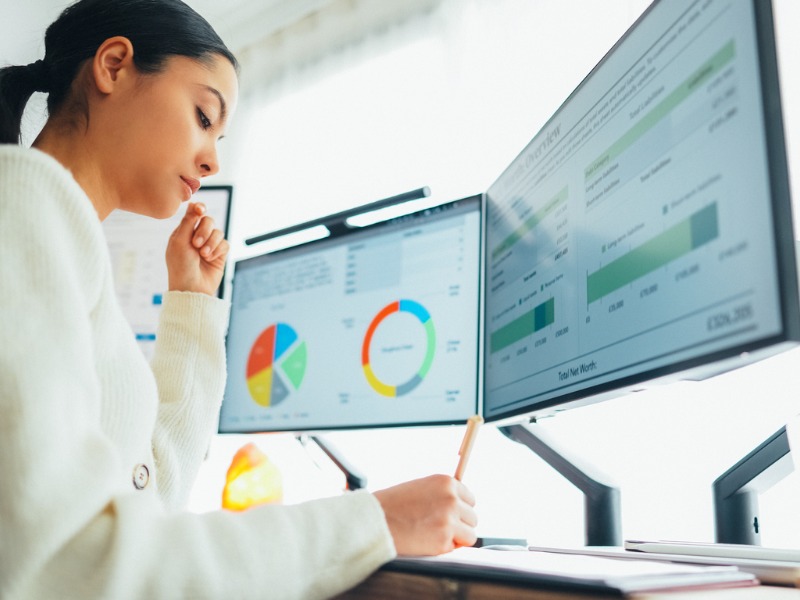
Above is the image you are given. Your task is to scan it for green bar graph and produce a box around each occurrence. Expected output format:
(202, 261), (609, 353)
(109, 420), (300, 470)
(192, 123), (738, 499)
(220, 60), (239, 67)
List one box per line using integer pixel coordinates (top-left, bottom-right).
(587, 203), (719, 304)
(585, 40), (735, 180)
(491, 187), (568, 261)
(491, 297), (555, 353)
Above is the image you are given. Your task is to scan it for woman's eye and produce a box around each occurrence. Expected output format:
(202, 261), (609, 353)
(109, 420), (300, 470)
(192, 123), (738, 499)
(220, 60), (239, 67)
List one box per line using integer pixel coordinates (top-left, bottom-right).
(197, 108), (212, 130)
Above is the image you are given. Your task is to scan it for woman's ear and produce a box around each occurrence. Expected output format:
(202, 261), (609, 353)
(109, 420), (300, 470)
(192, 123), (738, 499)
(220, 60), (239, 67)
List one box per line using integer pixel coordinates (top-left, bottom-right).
(92, 36), (135, 95)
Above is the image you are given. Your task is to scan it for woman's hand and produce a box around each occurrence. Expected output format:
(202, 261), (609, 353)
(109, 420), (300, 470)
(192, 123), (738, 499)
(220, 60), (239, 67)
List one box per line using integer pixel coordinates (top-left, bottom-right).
(166, 201), (229, 295)
(373, 474), (478, 556)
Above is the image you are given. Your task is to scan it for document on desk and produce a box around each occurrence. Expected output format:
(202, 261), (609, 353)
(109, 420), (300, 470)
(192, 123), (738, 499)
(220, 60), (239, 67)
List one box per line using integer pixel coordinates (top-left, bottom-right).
(389, 547), (758, 594)
(529, 545), (800, 587)
(621, 541), (800, 587)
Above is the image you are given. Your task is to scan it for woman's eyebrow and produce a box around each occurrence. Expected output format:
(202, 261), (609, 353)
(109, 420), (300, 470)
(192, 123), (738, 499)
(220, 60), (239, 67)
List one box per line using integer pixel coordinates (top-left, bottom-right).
(201, 85), (228, 123)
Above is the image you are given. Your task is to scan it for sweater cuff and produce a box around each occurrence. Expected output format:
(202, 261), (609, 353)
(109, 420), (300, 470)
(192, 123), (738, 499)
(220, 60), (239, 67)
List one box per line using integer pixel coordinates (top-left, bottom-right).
(160, 291), (229, 335)
(353, 489), (398, 560)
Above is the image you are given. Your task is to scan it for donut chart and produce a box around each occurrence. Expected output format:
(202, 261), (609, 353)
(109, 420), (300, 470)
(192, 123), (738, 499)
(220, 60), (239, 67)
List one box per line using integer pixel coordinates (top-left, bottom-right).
(361, 299), (436, 397)
(246, 323), (307, 407)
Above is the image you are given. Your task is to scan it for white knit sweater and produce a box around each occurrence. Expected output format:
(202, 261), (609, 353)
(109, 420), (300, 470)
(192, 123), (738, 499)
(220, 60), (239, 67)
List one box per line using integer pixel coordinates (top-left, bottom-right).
(0, 146), (395, 599)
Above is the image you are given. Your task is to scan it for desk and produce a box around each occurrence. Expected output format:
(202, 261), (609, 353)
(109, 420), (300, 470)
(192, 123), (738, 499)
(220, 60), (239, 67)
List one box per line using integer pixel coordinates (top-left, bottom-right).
(335, 568), (800, 599)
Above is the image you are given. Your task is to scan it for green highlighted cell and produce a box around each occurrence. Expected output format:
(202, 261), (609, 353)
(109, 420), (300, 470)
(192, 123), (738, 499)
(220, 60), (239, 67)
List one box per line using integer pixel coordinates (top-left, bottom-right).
(585, 40), (736, 180)
(587, 203), (719, 304)
(491, 187), (568, 262)
(491, 297), (555, 353)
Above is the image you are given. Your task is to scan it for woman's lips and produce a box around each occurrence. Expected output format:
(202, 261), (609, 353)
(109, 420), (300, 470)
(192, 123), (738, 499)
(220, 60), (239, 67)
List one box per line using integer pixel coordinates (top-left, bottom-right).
(181, 176), (201, 196)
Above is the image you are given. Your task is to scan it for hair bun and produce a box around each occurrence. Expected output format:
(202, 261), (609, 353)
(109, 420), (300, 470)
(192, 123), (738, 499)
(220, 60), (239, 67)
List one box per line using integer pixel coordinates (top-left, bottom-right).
(27, 59), (50, 93)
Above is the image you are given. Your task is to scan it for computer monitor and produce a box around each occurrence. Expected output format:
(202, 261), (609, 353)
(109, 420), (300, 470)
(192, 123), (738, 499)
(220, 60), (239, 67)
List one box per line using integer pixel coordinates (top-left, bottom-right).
(102, 185), (233, 360)
(219, 195), (481, 433)
(483, 0), (799, 424)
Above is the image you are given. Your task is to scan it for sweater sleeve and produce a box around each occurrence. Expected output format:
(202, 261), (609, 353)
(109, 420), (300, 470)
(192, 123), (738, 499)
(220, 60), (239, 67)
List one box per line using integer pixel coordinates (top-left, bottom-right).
(150, 290), (230, 510)
(48, 490), (396, 600)
(0, 148), (396, 600)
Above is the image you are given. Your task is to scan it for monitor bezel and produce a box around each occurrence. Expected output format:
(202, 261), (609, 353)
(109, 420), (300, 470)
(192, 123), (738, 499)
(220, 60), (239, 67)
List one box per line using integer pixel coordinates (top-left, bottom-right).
(482, 0), (800, 425)
(219, 194), (484, 434)
(196, 184), (234, 299)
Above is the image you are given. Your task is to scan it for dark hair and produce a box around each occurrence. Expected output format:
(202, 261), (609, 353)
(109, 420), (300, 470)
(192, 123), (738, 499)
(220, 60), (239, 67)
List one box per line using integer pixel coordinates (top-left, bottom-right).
(0, 0), (239, 144)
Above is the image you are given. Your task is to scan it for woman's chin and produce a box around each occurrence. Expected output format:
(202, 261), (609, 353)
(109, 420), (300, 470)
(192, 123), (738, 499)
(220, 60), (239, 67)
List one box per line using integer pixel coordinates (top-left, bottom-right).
(149, 198), (184, 219)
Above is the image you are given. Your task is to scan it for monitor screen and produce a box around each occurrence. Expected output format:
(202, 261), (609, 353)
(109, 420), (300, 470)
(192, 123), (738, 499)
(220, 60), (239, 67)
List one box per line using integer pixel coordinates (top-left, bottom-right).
(219, 195), (481, 433)
(103, 185), (233, 360)
(483, 0), (799, 423)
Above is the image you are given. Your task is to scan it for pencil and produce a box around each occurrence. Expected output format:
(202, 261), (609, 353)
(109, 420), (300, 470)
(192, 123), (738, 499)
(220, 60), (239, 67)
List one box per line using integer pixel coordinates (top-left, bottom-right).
(454, 415), (483, 481)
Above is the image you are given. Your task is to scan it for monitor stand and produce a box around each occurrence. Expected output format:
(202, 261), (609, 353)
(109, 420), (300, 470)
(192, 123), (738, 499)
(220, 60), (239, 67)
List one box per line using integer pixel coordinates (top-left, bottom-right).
(499, 422), (622, 546)
(713, 425), (793, 545)
(296, 434), (368, 491)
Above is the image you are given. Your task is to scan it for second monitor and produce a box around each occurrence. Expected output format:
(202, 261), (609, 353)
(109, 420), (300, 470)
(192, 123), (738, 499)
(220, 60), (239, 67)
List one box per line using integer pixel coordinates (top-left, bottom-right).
(483, 0), (799, 423)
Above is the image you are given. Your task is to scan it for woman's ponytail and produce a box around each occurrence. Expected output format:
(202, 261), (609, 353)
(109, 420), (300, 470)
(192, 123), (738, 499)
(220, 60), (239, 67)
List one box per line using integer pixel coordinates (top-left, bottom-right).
(0, 61), (50, 144)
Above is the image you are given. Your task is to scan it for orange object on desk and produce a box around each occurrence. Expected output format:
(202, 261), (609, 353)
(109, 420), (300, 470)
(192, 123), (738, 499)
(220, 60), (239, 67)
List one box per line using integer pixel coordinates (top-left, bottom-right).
(222, 442), (283, 511)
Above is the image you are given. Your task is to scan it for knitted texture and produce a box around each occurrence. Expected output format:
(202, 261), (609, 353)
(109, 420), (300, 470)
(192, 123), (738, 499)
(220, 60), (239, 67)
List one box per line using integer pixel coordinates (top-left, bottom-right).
(0, 146), (395, 599)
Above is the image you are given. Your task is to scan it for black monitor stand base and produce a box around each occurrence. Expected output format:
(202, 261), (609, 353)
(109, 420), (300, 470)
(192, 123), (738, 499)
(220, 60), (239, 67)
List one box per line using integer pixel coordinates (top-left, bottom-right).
(499, 422), (622, 547)
(296, 434), (368, 491)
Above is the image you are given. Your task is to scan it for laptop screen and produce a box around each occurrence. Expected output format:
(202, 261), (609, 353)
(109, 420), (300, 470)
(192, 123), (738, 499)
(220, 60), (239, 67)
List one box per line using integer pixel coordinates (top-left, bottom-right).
(219, 195), (482, 433)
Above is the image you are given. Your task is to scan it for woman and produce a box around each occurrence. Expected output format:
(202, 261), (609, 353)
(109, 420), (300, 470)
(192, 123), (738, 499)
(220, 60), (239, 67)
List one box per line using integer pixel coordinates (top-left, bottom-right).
(0, 1), (477, 598)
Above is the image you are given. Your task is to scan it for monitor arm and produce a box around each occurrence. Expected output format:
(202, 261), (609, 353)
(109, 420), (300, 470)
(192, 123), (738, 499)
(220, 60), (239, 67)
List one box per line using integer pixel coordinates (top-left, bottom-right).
(297, 434), (368, 491)
(713, 425), (793, 545)
(499, 422), (622, 546)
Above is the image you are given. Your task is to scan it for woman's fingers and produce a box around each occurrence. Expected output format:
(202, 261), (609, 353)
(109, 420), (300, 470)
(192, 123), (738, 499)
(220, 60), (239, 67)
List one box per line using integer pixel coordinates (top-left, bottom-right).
(374, 474), (478, 556)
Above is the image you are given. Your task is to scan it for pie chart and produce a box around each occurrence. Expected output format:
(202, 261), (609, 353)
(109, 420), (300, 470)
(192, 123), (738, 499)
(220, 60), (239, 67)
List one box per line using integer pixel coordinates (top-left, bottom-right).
(361, 299), (436, 397)
(246, 323), (307, 407)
